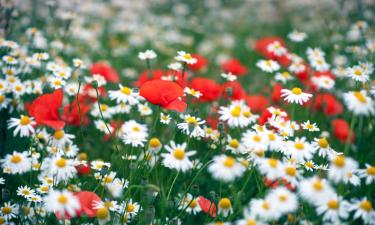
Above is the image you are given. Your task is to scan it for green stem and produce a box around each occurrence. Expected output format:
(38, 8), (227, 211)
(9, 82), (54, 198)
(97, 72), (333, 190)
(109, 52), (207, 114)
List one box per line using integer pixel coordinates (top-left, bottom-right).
(344, 114), (356, 155)
(166, 171), (180, 201)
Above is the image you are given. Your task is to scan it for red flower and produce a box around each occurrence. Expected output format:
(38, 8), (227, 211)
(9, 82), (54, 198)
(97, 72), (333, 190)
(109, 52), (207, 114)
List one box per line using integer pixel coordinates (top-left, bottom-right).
(271, 83), (283, 103)
(221, 58), (248, 76)
(254, 36), (286, 56)
(62, 100), (91, 126)
(246, 95), (269, 113)
(258, 107), (288, 125)
(264, 178), (295, 191)
(75, 163), (91, 175)
(295, 64), (311, 84)
(198, 196), (217, 217)
(189, 78), (222, 102)
(90, 62), (119, 83)
(136, 69), (188, 87)
(222, 81), (247, 100)
(74, 191), (101, 217)
(313, 93), (343, 116)
(28, 89), (65, 130)
(331, 119), (355, 143)
(187, 54), (207, 71)
(140, 80), (187, 112)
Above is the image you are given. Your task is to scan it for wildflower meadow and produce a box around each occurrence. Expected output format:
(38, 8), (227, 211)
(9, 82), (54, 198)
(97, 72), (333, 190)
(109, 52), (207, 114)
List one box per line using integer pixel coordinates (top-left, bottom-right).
(0, 0), (375, 224)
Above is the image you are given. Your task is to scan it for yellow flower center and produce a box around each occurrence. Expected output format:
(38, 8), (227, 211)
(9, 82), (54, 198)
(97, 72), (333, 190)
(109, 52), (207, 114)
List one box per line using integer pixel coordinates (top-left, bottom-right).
(268, 133), (275, 141)
(333, 156), (345, 168)
(218, 198), (231, 209)
(20, 116), (31, 125)
(246, 219), (256, 225)
(10, 155), (22, 164)
(318, 138), (328, 148)
(354, 69), (362, 76)
(367, 166), (375, 175)
(55, 158), (67, 168)
(262, 201), (270, 210)
(327, 200), (339, 209)
(186, 116), (197, 125)
(15, 85), (22, 92)
(230, 106), (241, 117)
(54, 80), (61, 86)
(127, 204), (135, 212)
(243, 111), (251, 118)
(353, 91), (367, 103)
(149, 138), (161, 148)
(58, 195), (68, 205)
(291, 87), (302, 95)
(21, 190), (30, 196)
(253, 135), (261, 143)
(104, 176), (113, 183)
(121, 87), (131, 95)
(40, 186), (49, 192)
(223, 156), (236, 168)
(173, 148), (185, 160)
(1, 207), (12, 214)
(132, 126), (140, 132)
(305, 161), (314, 168)
(0, 95), (4, 103)
(282, 72), (290, 78)
(183, 54), (193, 60)
(100, 104), (108, 112)
(189, 200), (198, 208)
(285, 167), (296, 176)
(294, 142), (304, 150)
(360, 200), (373, 212)
(54, 130), (65, 140)
(268, 158), (278, 168)
(313, 180), (323, 190)
(229, 139), (239, 148)
(96, 207), (109, 219)
(279, 194), (288, 202)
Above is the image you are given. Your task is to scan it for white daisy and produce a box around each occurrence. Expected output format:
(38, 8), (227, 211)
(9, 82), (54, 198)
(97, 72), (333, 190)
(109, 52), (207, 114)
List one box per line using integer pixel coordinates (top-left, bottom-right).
(44, 190), (81, 219)
(256, 59), (280, 73)
(7, 115), (36, 137)
(281, 87), (312, 105)
(343, 91), (374, 116)
(208, 155), (245, 182)
(177, 114), (205, 138)
(175, 51), (197, 64)
(108, 85), (139, 105)
(1, 151), (31, 174)
(138, 49), (157, 60)
(161, 141), (196, 172)
(288, 30), (307, 42)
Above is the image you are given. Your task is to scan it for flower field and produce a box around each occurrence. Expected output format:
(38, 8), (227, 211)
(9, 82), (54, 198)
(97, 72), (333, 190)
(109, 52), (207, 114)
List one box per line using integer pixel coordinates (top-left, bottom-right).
(1, 0), (375, 224)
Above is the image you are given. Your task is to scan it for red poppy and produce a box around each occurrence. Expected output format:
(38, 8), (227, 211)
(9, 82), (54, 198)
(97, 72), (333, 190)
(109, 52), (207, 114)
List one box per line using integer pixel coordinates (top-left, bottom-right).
(246, 95), (269, 113)
(74, 191), (101, 217)
(75, 163), (91, 175)
(140, 80), (186, 112)
(271, 83), (283, 103)
(331, 119), (355, 143)
(28, 89), (65, 130)
(313, 93), (343, 116)
(198, 196), (217, 217)
(189, 78), (222, 102)
(264, 178), (295, 191)
(222, 81), (247, 100)
(136, 69), (188, 88)
(90, 62), (119, 83)
(206, 116), (219, 129)
(295, 64), (311, 84)
(62, 99), (91, 126)
(254, 36), (286, 56)
(187, 54), (207, 71)
(221, 58), (248, 76)
(258, 107), (288, 125)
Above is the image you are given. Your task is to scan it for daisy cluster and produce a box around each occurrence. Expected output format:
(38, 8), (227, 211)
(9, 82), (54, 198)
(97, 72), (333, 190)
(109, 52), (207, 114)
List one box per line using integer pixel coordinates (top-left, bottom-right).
(0, 1), (375, 225)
